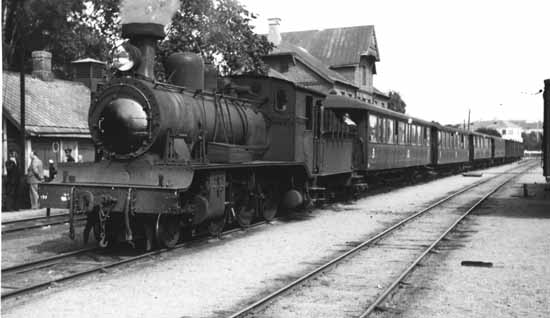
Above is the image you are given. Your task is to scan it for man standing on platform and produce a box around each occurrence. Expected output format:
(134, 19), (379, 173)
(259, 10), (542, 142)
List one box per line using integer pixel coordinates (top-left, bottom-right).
(4, 156), (20, 211)
(27, 152), (44, 209)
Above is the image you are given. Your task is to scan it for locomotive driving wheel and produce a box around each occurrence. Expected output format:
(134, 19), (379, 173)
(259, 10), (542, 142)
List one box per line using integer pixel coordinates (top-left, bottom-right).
(208, 212), (226, 237)
(155, 214), (181, 248)
(260, 186), (278, 222)
(235, 193), (255, 228)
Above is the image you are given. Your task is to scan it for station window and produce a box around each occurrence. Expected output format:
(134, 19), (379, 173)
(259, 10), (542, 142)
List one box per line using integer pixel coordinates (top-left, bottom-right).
(369, 114), (378, 143)
(275, 89), (288, 112)
(305, 95), (313, 130)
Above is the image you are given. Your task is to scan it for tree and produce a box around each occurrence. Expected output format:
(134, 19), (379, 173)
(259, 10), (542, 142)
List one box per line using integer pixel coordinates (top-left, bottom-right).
(388, 90), (406, 113)
(521, 131), (542, 150)
(474, 128), (502, 137)
(159, 0), (273, 76)
(2, 0), (119, 79)
(2, 0), (271, 79)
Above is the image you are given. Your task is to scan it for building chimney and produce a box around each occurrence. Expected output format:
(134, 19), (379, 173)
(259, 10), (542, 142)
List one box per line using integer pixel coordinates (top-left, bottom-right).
(31, 50), (53, 81)
(71, 58), (107, 93)
(268, 18), (282, 46)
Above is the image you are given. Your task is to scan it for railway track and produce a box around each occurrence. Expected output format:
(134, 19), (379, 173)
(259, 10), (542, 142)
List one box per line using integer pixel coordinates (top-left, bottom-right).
(0, 219), (270, 300)
(227, 161), (535, 318)
(1, 214), (86, 234)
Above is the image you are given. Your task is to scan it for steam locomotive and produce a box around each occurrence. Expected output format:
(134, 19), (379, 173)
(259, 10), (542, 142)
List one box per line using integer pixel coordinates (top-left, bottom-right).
(39, 23), (523, 250)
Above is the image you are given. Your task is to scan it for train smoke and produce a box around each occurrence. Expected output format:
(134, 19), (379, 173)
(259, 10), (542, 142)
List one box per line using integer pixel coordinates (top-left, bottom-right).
(120, 0), (180, 25)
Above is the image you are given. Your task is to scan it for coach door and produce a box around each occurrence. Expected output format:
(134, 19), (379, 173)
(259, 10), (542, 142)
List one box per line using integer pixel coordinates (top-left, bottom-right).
(312, 99), (322, 173)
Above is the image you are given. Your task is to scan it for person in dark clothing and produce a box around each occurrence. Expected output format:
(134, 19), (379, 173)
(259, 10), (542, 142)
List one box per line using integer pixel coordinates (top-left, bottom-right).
(4, 157), (20, 211)
(47, 159), (57, 182)
(65, 148), (75, 162)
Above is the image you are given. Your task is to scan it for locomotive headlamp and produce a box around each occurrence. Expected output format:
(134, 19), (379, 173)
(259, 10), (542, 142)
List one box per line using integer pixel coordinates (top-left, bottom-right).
(113, 45), (134, 71)
(112, 43), (141, 72)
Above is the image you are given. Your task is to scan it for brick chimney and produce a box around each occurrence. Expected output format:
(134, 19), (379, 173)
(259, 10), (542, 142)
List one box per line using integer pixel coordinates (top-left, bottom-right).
(268, 18), (282, 46)
(71, 58), (107, 93)
(31, 50), (53, 81)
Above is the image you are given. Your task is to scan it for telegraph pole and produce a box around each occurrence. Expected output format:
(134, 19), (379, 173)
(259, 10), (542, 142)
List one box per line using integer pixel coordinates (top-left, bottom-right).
(18, 1), (26, 173)
(467, 109), (471, 131)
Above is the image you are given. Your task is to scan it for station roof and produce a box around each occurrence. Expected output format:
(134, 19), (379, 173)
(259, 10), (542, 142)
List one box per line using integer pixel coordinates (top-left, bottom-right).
(280, 25), (379, 67)
(268, 42), (358, 88)
(2, 71), (91, 137)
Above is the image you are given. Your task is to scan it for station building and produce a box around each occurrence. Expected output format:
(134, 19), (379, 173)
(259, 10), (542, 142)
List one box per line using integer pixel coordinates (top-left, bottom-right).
(263, 18), (390, 108)
(2, 51), (105, 171)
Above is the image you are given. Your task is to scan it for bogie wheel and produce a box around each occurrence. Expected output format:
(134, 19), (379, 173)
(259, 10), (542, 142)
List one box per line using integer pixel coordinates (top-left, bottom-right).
(155, 214), (181, 248)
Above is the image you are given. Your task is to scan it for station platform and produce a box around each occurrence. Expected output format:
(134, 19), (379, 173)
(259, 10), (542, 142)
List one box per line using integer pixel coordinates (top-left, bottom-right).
(1, 208), (68, 223)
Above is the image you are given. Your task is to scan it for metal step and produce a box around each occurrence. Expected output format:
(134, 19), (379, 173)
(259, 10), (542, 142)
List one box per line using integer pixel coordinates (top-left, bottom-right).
(309, 186), (327, 192)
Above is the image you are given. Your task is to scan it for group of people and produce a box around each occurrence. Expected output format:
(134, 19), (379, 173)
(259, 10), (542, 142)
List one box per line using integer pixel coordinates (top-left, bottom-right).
(3, 148), (75, 211)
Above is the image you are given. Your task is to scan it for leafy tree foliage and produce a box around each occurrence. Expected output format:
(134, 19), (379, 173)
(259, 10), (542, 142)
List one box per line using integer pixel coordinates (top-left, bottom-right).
(521, 131), (542, 150)
(159, 0), (273, 76)
(2, 0), (119, 79)
(474, 127), (502, 137)
(2, 0), (271, 79)
(387, 90), (406, 113)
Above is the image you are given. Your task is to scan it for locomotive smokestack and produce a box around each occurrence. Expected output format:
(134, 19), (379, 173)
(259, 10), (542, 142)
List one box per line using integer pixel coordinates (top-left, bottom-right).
(119, 0), (180, 79)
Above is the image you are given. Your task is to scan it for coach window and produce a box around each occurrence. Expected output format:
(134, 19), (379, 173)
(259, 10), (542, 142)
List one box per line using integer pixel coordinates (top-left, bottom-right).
(275, 89), (288, 112)
(369, 114), (378, 142)
(305, 95), (313, 130)
(387, 119), (395, 144)
(398, 121), (405, 144)
(382, 117), (386, 143)
(382, 118), (388, 143)
(417, 126), (422, 146)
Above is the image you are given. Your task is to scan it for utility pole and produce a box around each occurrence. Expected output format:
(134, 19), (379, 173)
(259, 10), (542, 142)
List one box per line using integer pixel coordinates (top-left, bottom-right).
(18, 1), (26, 174)
(467, 109), (471, 131)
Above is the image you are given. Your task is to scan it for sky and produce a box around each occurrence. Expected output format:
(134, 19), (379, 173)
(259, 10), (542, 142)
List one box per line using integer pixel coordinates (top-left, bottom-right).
(239, 0), (550, 125)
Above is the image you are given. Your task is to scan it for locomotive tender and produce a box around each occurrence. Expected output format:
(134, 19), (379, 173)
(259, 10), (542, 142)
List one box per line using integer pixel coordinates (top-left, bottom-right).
(38, 22), (523, 250)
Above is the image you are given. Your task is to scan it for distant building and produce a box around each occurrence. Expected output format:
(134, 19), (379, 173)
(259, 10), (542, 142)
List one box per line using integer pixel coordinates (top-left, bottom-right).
(2, 51), (105, 172)
(265, 19), (389, 107)
(470, 120), (523, 142)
